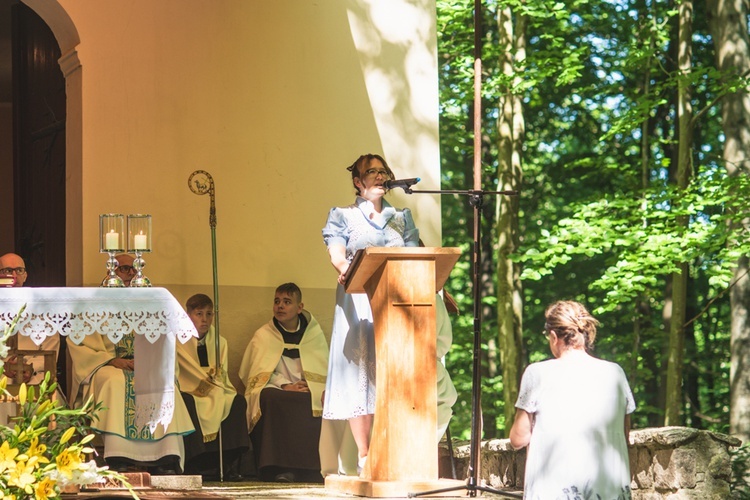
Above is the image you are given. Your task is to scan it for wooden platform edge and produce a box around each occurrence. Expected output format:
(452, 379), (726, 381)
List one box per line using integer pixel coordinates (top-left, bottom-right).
(325, 475), (466, 498)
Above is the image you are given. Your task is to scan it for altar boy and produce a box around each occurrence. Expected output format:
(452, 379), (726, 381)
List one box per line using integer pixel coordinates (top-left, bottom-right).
(239, 283), (331, 482)
(176, 293), (249, 480)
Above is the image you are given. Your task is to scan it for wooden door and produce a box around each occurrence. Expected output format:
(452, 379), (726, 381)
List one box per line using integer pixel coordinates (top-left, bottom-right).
(12, 1), (66, 288)
(11, 2), (67, 395)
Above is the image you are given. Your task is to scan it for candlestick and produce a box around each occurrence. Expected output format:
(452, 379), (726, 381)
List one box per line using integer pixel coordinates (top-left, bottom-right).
(99, 214), (125, 253)
(100, 214), (126, 287)
(126, 214), (152, 287)
(127, 214), (152, 253)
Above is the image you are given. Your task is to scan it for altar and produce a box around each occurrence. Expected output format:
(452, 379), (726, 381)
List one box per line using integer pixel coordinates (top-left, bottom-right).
(0, 287), (197, 431)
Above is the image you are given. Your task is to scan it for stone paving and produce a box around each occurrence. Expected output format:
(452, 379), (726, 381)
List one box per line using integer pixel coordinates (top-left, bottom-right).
(67, 476), (521, 499)
(202, 481), (521, 499)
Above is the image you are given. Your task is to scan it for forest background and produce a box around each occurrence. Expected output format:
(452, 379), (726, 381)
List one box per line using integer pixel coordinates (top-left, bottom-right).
(437, 0), (750, 449)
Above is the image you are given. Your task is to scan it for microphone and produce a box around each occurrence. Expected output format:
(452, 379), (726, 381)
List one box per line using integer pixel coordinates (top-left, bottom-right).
(383, 177), (421, 191)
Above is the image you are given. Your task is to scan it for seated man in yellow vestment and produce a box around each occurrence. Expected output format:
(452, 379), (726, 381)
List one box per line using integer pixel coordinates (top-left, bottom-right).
(67, 254), (195, 474)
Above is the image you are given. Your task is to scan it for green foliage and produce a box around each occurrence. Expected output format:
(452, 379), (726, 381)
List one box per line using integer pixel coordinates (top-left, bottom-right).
(437, 0), (746, 441)
(519, 169), (750, 314)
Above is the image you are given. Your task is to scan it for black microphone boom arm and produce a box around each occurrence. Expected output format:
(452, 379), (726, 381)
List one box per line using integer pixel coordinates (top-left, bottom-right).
(384, 177), (421, 192)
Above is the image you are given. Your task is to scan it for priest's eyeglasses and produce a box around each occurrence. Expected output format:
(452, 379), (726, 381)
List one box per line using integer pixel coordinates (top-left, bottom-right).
(116, 265), (136, 275)
(0, 267), (26, 275)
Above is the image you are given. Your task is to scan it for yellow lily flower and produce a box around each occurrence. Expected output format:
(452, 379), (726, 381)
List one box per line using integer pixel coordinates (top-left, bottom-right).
(26, 437), (49, 464)
(8, 459), (36, 493)
(33, 476), (57, 500)
(0, 441), (19, 473)
(54, 448), (82, 479)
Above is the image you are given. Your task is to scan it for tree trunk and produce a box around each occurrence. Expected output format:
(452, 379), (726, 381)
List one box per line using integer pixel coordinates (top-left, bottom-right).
(633, 0), (655, 399)
(706, 0), (750, 442)
(664, 0), (693, 426)
(496, 6), (525, 436)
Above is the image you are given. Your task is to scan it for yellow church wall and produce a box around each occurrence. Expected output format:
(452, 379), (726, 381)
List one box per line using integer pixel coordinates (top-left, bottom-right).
(45, 0), (442, 389)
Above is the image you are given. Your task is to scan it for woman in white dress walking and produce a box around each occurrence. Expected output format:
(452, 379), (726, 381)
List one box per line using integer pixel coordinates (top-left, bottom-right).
(510, 300), (635, 500)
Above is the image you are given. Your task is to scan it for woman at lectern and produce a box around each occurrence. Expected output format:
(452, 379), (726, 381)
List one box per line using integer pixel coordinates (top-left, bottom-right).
(321, 153), (419, 475)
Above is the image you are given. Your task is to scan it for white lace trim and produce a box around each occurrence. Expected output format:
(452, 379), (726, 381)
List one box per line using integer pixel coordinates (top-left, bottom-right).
(135, 391), (175, 434)
(0, 287), (194, 435)
(0, 287), (197, 345)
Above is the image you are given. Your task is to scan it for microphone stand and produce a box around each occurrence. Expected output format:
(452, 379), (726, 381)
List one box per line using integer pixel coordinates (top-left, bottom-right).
(188, 170), (224, 482)
(412, 0), (520, 495)
(401, 186), (522, 499)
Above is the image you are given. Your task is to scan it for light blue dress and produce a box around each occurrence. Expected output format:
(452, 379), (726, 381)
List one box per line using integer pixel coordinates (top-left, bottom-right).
(321, 196), (419, 419)
(516, 351), (635, 500)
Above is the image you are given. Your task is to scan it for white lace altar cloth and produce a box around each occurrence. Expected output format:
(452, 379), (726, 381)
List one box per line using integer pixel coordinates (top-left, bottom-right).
(0, 287), (198, 433)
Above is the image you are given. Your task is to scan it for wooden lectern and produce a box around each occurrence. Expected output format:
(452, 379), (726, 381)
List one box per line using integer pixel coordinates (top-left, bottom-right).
(325, 247), (463, 498)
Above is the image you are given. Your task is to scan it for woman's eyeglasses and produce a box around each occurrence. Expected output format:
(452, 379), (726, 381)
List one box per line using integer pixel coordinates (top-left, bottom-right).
(363, 168), (391, 179)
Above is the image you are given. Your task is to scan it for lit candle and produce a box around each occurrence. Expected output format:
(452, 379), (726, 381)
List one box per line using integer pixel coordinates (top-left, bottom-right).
(134, 231), (148, 250)
(105, 229), (119, 250)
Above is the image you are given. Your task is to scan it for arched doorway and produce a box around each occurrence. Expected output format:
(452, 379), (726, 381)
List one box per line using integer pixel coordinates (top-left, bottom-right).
(1, 0), (81, 285)
(17, 0), (82, 286)
(1, 0), (81, 395)
(11, 0), (66, 287)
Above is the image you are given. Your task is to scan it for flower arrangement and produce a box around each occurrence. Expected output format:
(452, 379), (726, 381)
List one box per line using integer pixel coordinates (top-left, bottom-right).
(0, 306), (136, 499)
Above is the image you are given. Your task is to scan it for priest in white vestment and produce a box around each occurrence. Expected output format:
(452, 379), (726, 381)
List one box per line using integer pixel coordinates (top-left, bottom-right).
(0, 253), (60, 387)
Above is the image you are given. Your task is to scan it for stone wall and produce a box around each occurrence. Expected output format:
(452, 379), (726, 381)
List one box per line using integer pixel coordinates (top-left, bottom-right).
(442, 427), (741, 499)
